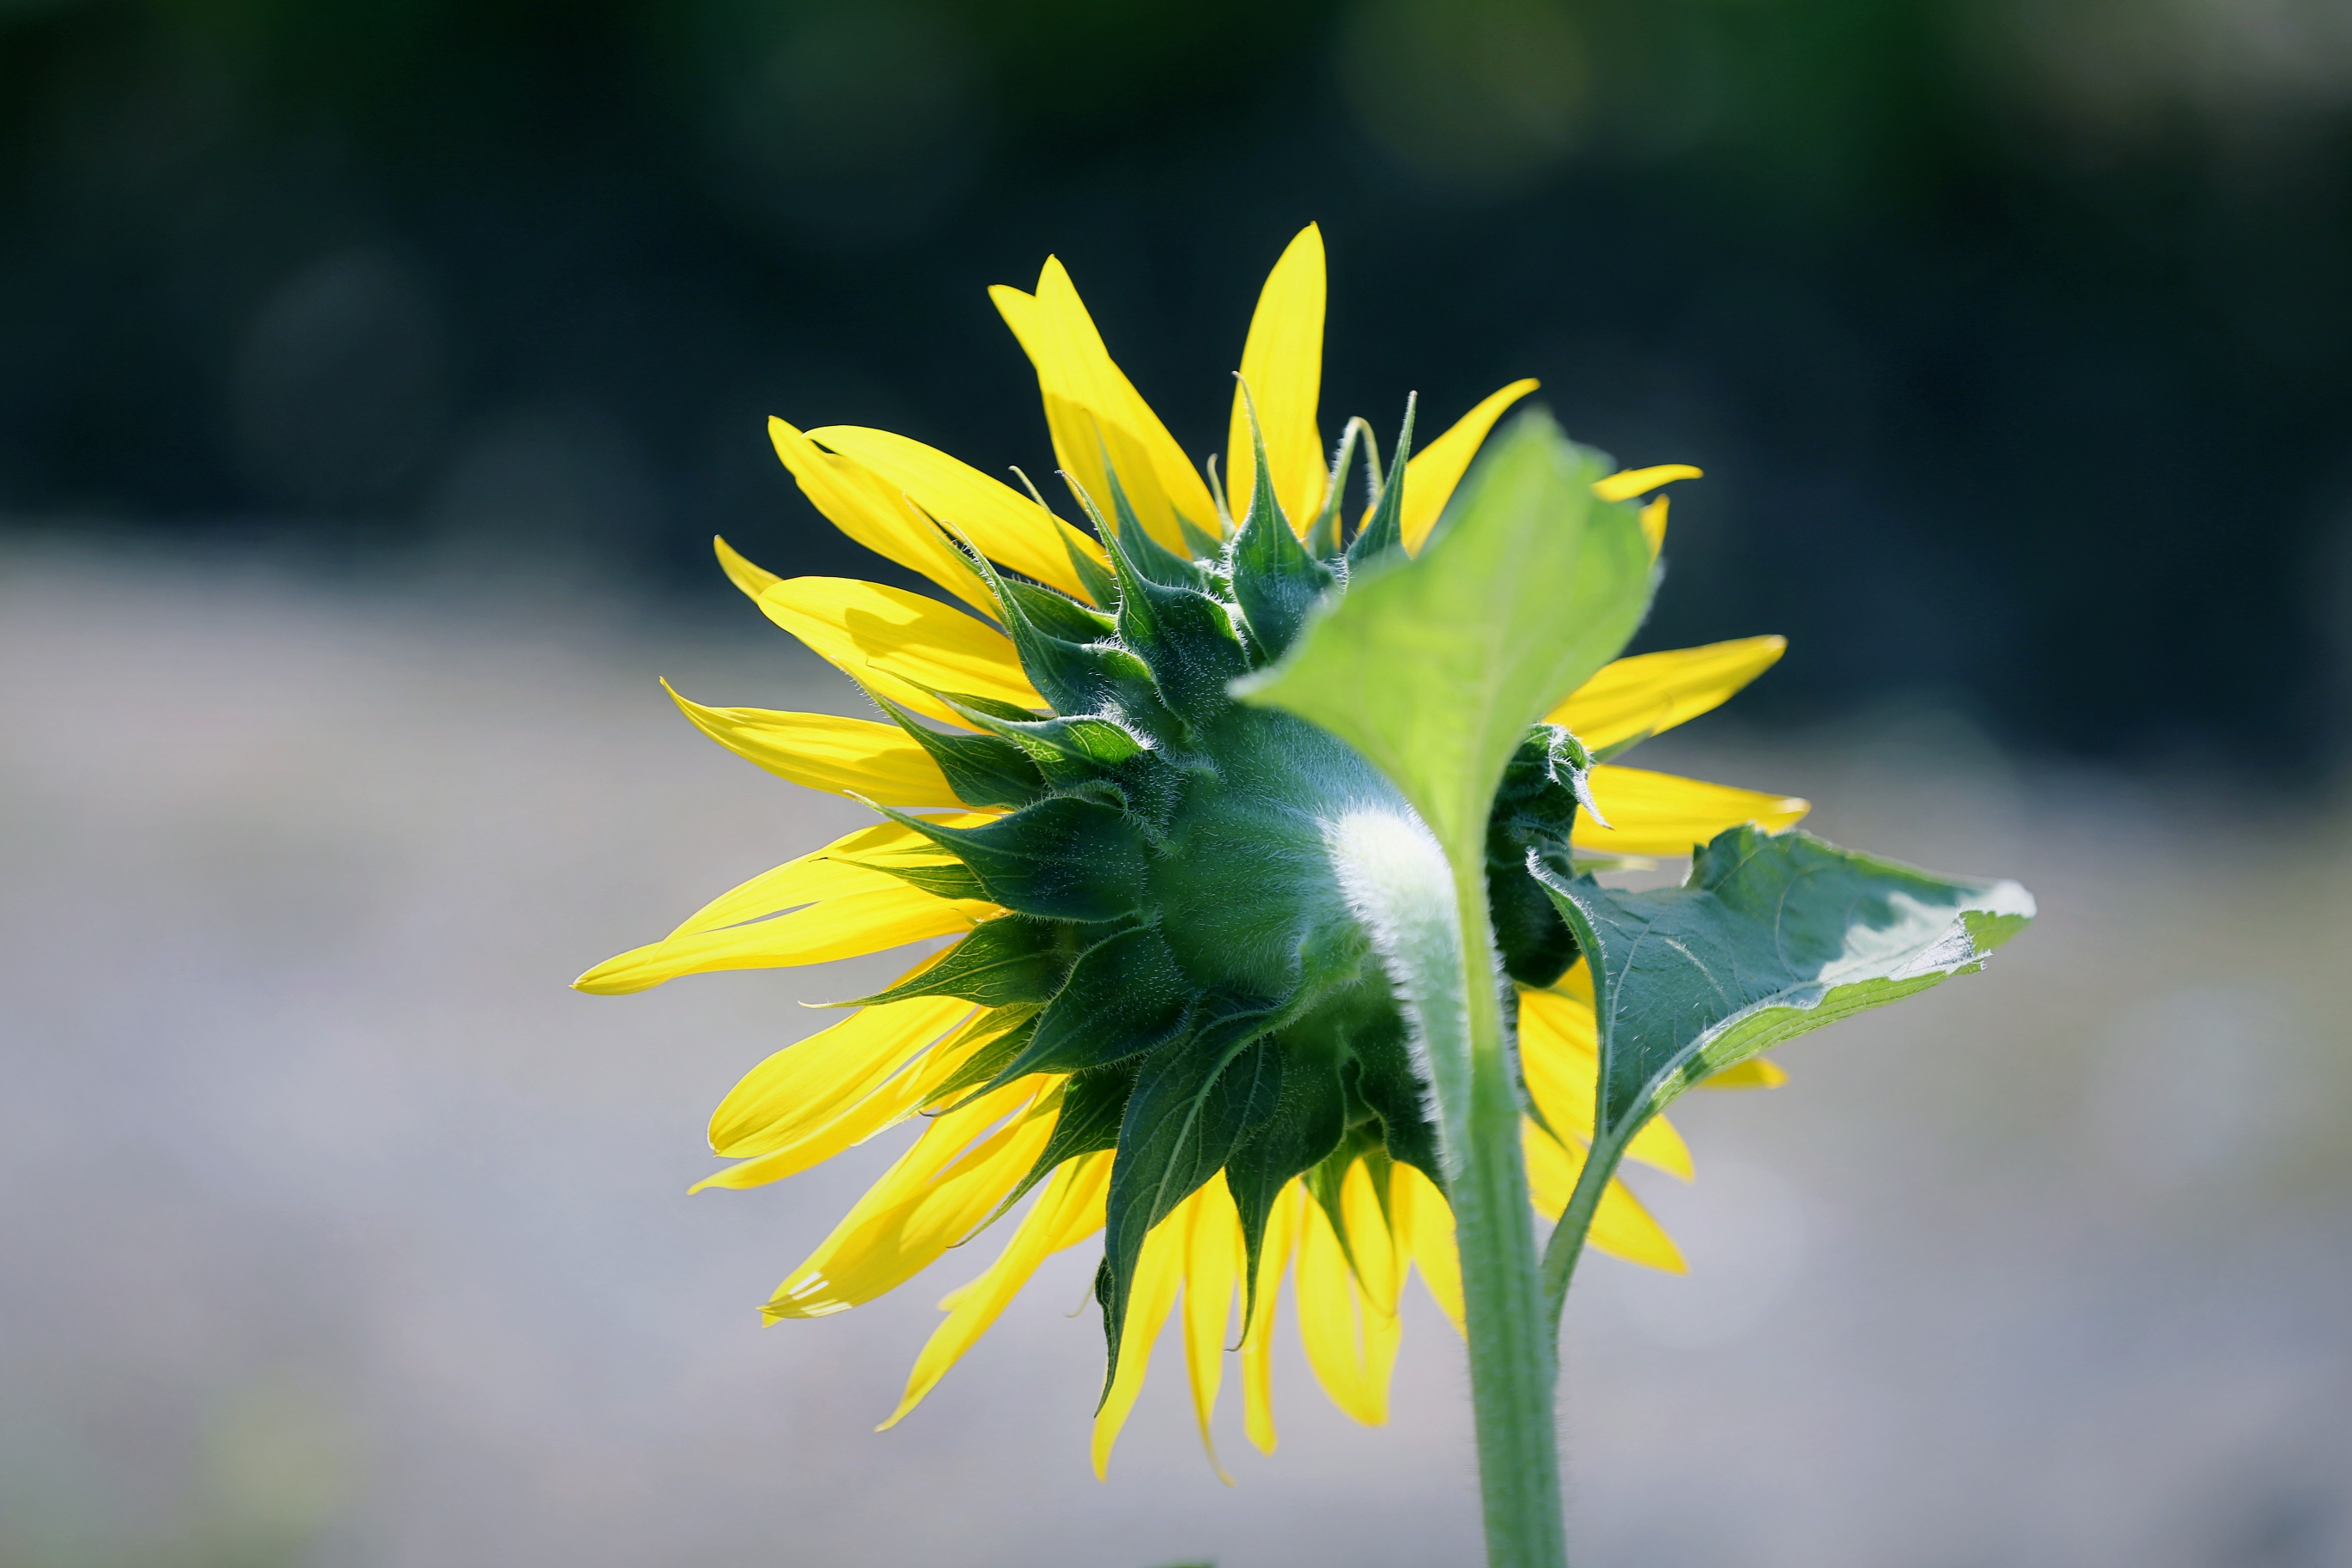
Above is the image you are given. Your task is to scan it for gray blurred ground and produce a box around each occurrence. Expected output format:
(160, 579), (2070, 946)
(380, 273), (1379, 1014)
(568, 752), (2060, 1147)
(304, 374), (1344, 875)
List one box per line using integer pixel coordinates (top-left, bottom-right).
(2, 540), (2346, 1568)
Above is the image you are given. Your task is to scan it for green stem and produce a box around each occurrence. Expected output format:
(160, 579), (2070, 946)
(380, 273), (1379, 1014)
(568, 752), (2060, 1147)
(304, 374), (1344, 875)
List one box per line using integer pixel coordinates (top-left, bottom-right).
(1331, 813), (1568, 1567)
(1442, 860), (1567, 1568)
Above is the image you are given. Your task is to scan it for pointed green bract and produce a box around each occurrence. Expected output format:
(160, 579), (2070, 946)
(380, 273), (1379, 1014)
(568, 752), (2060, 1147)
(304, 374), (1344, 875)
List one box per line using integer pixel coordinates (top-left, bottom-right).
(1236, 409), (1654, 866)
(1533, 825), (2037, 1138)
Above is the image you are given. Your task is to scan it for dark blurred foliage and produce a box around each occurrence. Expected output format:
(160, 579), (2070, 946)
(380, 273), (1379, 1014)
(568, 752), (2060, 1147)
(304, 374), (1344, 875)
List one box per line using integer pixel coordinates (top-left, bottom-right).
(4, 0), (2351, 774)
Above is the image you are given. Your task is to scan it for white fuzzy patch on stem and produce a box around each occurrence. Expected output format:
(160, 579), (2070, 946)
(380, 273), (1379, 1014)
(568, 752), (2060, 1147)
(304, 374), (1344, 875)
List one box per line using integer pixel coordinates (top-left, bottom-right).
(1322, 806), (1470, 1182)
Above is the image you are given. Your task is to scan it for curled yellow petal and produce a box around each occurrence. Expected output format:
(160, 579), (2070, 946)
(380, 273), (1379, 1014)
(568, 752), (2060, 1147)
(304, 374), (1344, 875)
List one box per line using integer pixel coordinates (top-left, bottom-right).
(1592, 463), (1702, 504)
(1518, 988), (1693, 1180)
(574, 883), (990, 996)
(1641, 495), (1669, 556)
(764, 1078), (1060, 1321)
(1225, 224), (1326, 531)
(663, 682), (962, 806)
(713, 535), (780, 600)
(1240, 1179), (1301, 1455)
(878, 1151), (1112, 1430)
(768, 416), (995, 614)
(1296, 1188), (1399, 1425)
(702, 994), (975, 1178)
(667, 815), (1000, 940)
(809, 425), (1108, 602)
(752, 575), (1042, 726)
(999, 262), (1218, 553)
(1181, 1177), (1243, 1484)
(1400, 377), (1539, 552)
(1522, 1127), (1687, 1273)
(1549, 636), (1788, 754)
(1393, 1163), (1463, 1334)
(1698, 1058), (1790, 1091)
(1574, 765), (1810, 856)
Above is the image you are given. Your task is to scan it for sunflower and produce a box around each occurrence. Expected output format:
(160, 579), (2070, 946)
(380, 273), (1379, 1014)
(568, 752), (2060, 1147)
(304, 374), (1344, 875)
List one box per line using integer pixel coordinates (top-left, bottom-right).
(578, 225), (1807, 1478)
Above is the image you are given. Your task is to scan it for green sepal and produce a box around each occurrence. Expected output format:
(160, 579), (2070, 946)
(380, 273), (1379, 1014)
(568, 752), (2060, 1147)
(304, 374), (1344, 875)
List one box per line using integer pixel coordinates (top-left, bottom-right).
(1096, 507), (1252, 724)
(947, 532), (1161, 726)
(1343, 395), (1416, 568)
(1097, 1019), (1282, 1401)
(1093, 463), (1208, 592)
(939, 694), (1145, 773)
(1304, 417), (1370, 560)
(993, 922), (1195, 1083)
(1530, 825), (2036, 1141)
(864, 688), (1047, 811)
(1012, 463), (1121, 612)
(840, 855), (987, 903)
(1485, 726), (1595, 987)
(864, 795), (1149, 923)
(1304, 1125), (1388, 1259)
(1176, 511), (1225, 561)
(842, 915), (1075, 1008)
(1219, 1025), (1347, 1324)
(1061, 528), (1120, 610)
(1344, 1012), (1447, 1192)
(1229, 386), (1336, 665)
(1001, 576), (1115, 641)
(935, 691), (1046, 724)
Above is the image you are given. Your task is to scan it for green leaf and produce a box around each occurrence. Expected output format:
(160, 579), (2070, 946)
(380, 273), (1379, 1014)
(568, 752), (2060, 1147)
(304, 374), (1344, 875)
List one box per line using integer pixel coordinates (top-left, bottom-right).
(1234, 409), (1654, 865)
(1531, 824), (2037, 1139)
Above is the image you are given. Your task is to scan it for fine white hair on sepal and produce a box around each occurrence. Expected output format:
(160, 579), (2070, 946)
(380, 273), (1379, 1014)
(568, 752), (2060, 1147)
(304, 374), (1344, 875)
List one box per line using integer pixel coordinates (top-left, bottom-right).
(1322, 805), (1471, 1182)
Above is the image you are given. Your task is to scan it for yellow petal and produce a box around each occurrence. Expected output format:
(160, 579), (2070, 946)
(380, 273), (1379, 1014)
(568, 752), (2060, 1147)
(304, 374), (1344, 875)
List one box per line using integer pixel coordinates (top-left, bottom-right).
(1400, 378), (1539, 552)
(1522, 1127), (1687, 1273)
(1591, 464), (1702, 504)
(767, 417), (996, 615)
(705, 991), (973, 1159)
(1642, 495), (1669, 557)
(878, 1152), (1113, 1429)
(663, 682), (962, 806)
(1181, 1178), (1243, 1484)
(1296, 1191), (1395, 1425)
(1339, 1158), (1404, 1315)
(1548, 636), (1788, 754)
(1574, 765), (1810, 856)
(1518, 988), (1693, 1180)
(752, 575), (1042, 726)
(808, 426), (1109, 602)
(1225, 224), (1327, 532)
(764, 1078), (1059, 1320)
(1698, 1058), (1790, 1091)
(714, 535), (780, 600)
(1091, 1189), (1191, 1478)
(1241, 1179), (1302, 1455)
(667, 815), (1000, 939)
(1000, 263), (1218, 553)
(576, 883), (990, 997)
(1393, 1163), (1463, 1334)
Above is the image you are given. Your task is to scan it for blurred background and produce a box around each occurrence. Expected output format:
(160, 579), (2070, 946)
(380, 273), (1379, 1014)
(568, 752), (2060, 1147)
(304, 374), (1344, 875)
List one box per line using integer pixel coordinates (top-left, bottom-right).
(3, 1), (2349, 1565)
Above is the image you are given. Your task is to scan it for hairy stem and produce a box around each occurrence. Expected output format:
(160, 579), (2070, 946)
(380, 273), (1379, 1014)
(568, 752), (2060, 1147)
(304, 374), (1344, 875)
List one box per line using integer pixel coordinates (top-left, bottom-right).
(1328, 809), (1566, 1568)
(1443, 858), (1568, 1568)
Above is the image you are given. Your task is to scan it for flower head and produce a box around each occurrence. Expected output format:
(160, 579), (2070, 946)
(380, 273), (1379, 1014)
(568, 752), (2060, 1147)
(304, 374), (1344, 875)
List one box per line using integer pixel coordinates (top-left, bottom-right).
(579, 226), (1808, 1474)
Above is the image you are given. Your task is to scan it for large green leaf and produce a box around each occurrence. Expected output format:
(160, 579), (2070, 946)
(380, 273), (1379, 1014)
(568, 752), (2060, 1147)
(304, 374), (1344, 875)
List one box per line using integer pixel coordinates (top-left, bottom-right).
(1231, 410), (1654, 863)
(1532, 825), (2036, 1139)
